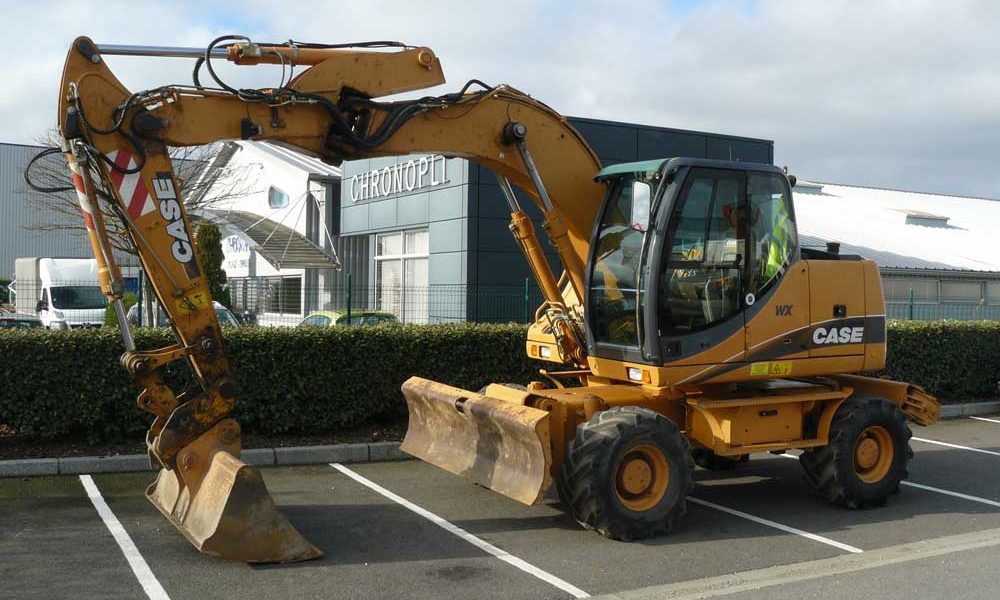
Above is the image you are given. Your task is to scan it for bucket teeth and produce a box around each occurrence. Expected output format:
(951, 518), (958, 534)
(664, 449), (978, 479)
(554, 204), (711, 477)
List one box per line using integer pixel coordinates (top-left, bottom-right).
(400, 376), (552, 505)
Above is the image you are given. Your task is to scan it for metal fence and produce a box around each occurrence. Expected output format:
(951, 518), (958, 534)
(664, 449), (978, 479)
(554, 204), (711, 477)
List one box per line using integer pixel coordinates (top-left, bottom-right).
(5, 275), (1000, 328)
(883, 274), (1000, 321)
(227, 277), (545, 327)
(885, 301), (1000, 321)
(0, 277), (548, 328)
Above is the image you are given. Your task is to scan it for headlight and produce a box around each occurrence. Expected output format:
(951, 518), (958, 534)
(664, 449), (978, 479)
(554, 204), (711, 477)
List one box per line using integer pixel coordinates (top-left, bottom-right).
(52, 310), (64, 319)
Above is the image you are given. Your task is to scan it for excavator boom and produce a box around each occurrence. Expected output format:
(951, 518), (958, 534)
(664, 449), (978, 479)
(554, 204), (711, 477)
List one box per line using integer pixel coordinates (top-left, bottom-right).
(55, 35), (601, 560)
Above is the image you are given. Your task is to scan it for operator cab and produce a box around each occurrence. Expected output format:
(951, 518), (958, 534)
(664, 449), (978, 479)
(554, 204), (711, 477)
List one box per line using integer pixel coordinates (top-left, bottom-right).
(586, 158), (797, 366)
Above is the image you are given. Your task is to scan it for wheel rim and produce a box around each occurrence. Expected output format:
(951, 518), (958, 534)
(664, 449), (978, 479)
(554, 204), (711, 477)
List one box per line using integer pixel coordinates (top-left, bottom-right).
(853, 425), (894, 483)
(614, 444), (670, 511)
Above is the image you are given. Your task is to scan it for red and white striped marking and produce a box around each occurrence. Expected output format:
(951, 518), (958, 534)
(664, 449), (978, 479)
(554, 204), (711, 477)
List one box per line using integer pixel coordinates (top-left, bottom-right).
(68, 158), (96, 231)
(107, 148), (156, 219)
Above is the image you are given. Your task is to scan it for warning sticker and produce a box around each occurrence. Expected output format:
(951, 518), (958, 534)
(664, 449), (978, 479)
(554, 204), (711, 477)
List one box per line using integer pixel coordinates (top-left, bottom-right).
(174, 293), (209, 316)
(750, 361), (793, 376)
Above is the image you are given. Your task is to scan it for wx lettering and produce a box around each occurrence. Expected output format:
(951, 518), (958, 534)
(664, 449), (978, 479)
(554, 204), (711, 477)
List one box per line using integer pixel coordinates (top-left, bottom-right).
(775, 304), (793, 316)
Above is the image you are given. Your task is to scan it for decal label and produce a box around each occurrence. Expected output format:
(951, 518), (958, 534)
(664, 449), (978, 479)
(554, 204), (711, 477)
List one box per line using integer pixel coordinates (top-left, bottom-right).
(106, 148), (156, 219)
(152, 174), (192, 264)
(750, 361), (793, 376)
(174, 293), (209, 316)
(812, 326), (864, 346)
(151, 172), (201, 280)
(775, 304), (793, 316)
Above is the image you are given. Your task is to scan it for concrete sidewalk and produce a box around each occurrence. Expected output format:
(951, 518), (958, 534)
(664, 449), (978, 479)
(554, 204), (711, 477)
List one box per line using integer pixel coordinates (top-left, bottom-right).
(2, 399), (997, 478)
(0, 440), (408, 477)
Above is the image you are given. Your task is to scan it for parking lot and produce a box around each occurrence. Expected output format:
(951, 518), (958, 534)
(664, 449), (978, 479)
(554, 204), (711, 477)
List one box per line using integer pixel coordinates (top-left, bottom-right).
(4, 416), (1000, 600)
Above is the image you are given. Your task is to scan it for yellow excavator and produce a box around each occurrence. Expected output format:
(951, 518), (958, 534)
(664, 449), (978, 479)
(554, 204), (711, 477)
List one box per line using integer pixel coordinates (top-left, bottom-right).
(50, 35), (939, 561)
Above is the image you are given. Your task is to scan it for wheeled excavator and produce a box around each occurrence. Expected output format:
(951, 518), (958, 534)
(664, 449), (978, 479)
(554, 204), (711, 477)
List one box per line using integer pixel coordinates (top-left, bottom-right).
(48, 35), (940, 561)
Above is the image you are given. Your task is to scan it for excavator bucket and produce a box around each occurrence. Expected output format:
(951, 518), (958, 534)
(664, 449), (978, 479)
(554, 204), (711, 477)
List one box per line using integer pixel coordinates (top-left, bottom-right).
(400, 377), (552, 505)
(146, 419), (322, 563)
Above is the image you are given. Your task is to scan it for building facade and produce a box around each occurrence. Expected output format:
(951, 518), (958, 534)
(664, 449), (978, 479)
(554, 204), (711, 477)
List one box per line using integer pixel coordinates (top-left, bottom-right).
(0, 143), (95, 279)
(332, 117), (773, 324)
(792, 180), (1000, 320)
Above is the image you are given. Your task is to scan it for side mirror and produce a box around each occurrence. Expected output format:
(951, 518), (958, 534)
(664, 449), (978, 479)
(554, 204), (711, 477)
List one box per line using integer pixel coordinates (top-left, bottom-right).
(630, 180), (652, 232)
(35, 300), (47, 312)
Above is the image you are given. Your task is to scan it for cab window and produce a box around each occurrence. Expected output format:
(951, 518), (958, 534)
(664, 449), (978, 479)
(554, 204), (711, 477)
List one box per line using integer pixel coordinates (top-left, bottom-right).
(660, 169), (745, 334)
(589, 177), (651, 347)
(747, 173), (796, 298)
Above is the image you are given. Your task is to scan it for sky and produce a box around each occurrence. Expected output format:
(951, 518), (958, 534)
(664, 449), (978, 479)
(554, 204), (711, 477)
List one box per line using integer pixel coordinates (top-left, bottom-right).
(4, 0), (999, 198)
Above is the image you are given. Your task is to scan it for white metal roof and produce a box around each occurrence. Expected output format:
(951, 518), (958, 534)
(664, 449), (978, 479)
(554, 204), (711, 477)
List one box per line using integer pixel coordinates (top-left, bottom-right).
(241, 141), (341, 178)
(793, 181), (1000, 273)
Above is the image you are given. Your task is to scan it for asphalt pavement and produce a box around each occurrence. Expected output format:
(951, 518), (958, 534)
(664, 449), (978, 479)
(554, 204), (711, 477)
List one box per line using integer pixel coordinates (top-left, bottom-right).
(4, 416), (1000, 600)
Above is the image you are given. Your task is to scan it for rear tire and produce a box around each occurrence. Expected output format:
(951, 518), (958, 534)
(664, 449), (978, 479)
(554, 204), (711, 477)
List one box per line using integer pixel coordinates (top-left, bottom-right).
(800, 396), (912, 508)
(692, 449), (749, 471)
(560, 407), (693, 540)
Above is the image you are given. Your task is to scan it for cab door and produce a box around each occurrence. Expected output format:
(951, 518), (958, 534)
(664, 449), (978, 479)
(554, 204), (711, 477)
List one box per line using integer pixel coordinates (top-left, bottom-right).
(742, 171), (809, 363)
(653, 168), (747, 365)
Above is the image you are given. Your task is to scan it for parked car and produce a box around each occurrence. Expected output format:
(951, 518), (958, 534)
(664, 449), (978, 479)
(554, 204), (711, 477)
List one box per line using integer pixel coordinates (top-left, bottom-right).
(297, 310), (398, 327)
(0, 310), (43, 329)
(125, 301), (242, 328)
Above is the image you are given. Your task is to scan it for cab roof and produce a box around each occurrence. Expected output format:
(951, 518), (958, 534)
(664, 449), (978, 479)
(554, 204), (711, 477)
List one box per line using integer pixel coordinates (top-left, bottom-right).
(593, 159), (667, 181)
(594, 157), (784, 182)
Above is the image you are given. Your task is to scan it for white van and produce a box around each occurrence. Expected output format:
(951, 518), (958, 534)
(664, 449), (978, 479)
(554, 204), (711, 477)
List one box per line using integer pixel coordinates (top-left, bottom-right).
(10, 258), (106, 329)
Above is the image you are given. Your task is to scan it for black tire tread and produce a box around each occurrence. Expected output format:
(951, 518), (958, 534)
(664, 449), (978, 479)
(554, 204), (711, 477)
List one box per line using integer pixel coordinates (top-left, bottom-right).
(799, 396), (913, 509)
(559, 407), (694, 541)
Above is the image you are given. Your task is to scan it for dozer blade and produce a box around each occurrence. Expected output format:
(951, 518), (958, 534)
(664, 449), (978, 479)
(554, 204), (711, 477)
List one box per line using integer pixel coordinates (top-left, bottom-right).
(146, 420), (322, 563)
(400, 377), (552, 505)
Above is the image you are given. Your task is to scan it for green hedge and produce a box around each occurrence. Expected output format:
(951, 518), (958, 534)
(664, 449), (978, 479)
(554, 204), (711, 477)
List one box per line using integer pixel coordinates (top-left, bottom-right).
(0, 324), (538, 442)
(885, 320), (1000, 400)
(0, 321), (996, 442)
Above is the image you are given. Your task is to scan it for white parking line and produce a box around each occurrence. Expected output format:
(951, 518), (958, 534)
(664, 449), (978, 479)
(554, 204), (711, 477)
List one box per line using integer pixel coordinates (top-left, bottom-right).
(686, 496), (864, 554)
(900, 481), (1000, 508)
(330, 463), (590, 599)
(79, 475), (170, 600)
(912, 437), (1000, 457)
(776, 452), (1000, 508)
(969, 416), (1000, 425)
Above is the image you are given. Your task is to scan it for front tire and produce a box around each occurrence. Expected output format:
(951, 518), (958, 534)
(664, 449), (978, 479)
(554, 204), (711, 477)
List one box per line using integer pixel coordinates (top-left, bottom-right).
(800, 396), (913, 508)
(560, 407), (693, 540)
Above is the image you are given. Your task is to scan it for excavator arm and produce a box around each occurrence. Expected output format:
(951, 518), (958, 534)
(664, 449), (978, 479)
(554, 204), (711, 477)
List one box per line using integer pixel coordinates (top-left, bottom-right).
(55, 36), (605, 562)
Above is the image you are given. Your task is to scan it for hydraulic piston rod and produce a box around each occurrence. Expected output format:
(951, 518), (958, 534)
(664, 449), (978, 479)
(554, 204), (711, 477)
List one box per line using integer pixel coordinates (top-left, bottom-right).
(503, 122), (587, 299)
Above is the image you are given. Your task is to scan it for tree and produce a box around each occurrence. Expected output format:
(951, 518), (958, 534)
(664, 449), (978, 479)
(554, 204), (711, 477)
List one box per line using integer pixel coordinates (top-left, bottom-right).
(195, 223), (231, 309)
(21, 135), (259, 255)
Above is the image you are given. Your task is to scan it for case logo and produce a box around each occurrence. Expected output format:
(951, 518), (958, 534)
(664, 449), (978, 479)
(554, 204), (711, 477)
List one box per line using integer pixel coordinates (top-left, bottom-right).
(812, 326), (864, 345)
(151, 174), (193, 264)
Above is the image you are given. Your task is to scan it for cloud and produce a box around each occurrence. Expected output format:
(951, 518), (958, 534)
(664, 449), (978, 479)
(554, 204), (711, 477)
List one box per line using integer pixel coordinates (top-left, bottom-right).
(5, 0), (999, 198)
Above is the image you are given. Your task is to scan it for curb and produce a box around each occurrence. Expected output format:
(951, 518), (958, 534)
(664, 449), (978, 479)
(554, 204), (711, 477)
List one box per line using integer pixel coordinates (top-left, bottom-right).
(2, 400), (998, 479)
(0, 440), (409, 478)
(938, 400), (1000, 418)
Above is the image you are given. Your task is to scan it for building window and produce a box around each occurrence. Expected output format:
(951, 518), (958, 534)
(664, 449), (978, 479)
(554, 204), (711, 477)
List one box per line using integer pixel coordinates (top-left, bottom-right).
(268, 186), (289, 209)
(988, 282), (1000, 305)
(940, 280), (982, 303)
(374, 230), (429, 323)
(266, 276), (302, 314)
(883, 278), (939, 303)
